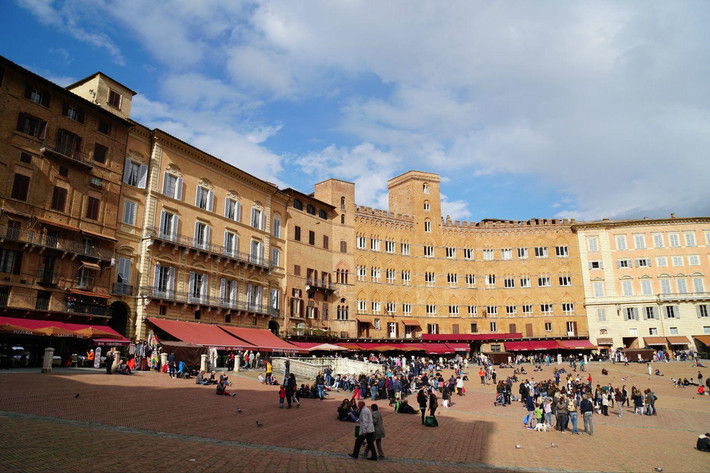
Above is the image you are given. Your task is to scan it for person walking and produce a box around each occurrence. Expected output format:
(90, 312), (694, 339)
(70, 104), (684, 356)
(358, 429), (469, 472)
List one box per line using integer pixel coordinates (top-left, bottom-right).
(167, 352), (176, 378)
(348, 401), (377, 461)
(568, 395), (579, 434)
(105, 348), (114, 375)
(315, 372), (325, 400)
(555, 395), (569, 432)
(615, 388), (624, 417)
(371, 404), (386, 460)
(428, 389), (439, 422)
(284, 373), (296, 408)
(580, 394), (594, 435)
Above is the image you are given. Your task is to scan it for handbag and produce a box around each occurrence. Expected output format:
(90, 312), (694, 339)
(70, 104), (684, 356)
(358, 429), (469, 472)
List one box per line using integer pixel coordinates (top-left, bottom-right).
(354, 425), (360, 437)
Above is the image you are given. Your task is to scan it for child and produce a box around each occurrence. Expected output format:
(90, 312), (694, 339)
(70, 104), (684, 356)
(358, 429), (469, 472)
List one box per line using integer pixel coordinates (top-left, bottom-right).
(544, 398), (553, 426)
(535, 403), (543, 426)
(279, 385), (286, 408)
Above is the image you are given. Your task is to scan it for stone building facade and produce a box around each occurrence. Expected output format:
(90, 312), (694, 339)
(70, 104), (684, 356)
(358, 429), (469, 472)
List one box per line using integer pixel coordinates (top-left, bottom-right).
(575, 217), (710, 352)
(0, 57), (131, 329)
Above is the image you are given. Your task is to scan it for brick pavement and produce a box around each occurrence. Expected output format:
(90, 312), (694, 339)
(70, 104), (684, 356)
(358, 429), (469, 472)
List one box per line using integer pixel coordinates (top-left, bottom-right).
(0, 360), (708, 472)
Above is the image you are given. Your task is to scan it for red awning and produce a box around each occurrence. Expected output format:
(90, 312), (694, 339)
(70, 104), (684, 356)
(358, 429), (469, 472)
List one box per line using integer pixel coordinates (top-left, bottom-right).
(289, 342), (322, 350)
(558, 339), (596, 350)
(148, 318), (255, 350)
(81, 229), (117, 242)
(528, 340), (562, 351)
(0, 316), (128, 343)
(446, 342), (471, 352)
(36, 216), (79, 232)
(422, 333), (523, 342)
(424, 343), (454, 354)
(666, 336), (690, 345)
(218, 326), (305, 353)
(68, 288), (111, 299)
(505, 341), (533, 352)
(337, 343), (364, 351)
(401, 319), (421, 326)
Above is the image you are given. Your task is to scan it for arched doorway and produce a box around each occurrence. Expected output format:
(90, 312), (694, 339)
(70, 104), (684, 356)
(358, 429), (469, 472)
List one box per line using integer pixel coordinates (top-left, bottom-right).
(268, 320), (280, 336)
(109, 301), (130, 337)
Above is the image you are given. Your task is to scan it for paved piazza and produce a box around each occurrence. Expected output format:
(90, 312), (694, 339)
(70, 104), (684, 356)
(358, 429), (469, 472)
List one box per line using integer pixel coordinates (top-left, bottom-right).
(1, 361), (708, 472)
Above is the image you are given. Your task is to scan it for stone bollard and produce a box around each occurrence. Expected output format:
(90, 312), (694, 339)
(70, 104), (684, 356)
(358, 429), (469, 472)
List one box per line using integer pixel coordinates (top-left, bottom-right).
(160, 352), (168, 371)
(200, 354), (208, 372)
(42, 347), (55, 373)
(557, 354), (562, 365)
(234, 355), (241, 372)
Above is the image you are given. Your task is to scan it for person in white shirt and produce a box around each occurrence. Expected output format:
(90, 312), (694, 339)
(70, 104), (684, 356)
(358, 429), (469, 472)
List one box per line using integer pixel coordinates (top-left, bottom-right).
(348, 401), (377, 460)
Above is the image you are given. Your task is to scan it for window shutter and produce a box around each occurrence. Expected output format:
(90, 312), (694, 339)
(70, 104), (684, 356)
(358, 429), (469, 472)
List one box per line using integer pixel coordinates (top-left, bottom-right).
(258, 241), (264, 259)
(697, 305), (702, 318)
(172, 215), (179, 240)
(208, 190), (214, 212)
(153, 264), (160, 291)
(251, 208), (256, 227)
(231, 281), (237, 305)
(138, 164), (148, 189)
(189, 271), (195, 295)
(246, 284), (252, 306)
(220, 279), (227, 302)
(176, 178), (183, 200)
(675, 305), (680, 319)
(205, 225), (211, 247)
(41, 91), (50, 107)
(195, 189), (200, 207)
(202, 274), (208, 302)
(168, 267), (175, 297)
(224, 197), (230, 218)
(122, 158), (131, 184)
(159, 211), (166, 236)
(77, 109), (84, 123)
(62, 103), (69, 116)
(260, 212), (265, 230)
(38, 121), (47, 140)
(236, 202), (241, 222)
(24, 85), (32, 99)
(193, 222), (199, 245)
(162, 172), (168, 195)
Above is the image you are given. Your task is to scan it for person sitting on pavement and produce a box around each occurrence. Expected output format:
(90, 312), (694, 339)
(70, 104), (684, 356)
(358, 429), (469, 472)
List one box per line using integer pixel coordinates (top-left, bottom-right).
(338, 399), (359, 422)
(396, 399), (417, 414)
(216, 374), (236, 397)
(196, 370), (209, 385)
(116, 359), (132, 375)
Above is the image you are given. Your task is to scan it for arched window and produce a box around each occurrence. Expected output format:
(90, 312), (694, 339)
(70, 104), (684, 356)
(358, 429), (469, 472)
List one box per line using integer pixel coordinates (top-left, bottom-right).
(306, 204), (315, 215)
(319, 209), (327, 219)
(293, 199), (303, 210)
(341, 214), (345, 224)
(341, 196), (346, 210)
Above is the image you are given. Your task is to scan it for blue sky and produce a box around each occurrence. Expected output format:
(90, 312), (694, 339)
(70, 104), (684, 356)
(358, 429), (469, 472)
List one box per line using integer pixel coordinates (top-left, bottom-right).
(2, 1), (709, 221)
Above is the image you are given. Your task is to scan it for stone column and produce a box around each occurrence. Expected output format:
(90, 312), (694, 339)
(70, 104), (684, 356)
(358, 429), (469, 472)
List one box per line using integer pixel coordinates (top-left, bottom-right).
(160, 352), (168, 370)
(200, 354), (208, 372)
(42, 347), (55, 374)
(557, 354), (562, 365)
(234, 355), (241, 372)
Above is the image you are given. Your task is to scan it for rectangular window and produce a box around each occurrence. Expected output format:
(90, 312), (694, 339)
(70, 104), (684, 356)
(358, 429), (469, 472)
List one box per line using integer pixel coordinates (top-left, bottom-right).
(123, 159), (147, 188)
(323, 235), (329, 249)
(108, 90), (122, 108)
(194, 222), (210, 249)
(161, 173), (181, 200)
(250, 207), (264, 229)
(50, 186), (67, 211)
(85, 197), (100, 220)
(357, 266), (366, 281)
(555, 246), (569, 257)
(593, 281), (604, 297)
(294, 265), (301, 276)
(463, 248), (474, 260)
(385, 240), (395, 253)
(371, 301), (381, 314)
(587, 237), (599, 252)
(357, 300), (367, 313)
(649, 327), (658, 335)
(0, 249), (22, 274)
(656, 256), (667, 267)
(427, 324), (439, 335)
(693, 277), (705, 293)
(664, 306), (678, 318)
(11, 174), (30, 201)
(485, 274), (496, 286)
(489, 321), (497, 332)
(615, 235), (627, 250)
(622, 280), (633, 296)
(522, 305), (533, 315)
(597, 309), (606, 321)
(223, 231), (238, 256)
(424, 246), (433, 257)
(483, 249), (494, 261)
(617, 259), (631, 268)
(371, 267), (380, 282)
(636, 258), (651, 268)
(540, 304), (553, 314)
(562, 303), (574, 313)
(468, 306), (477, 315)
(465, 274), (475, 287)
(401, 270), (411, 285)
(122, 200), (137, 225)
(426, 304), (436, 315)
(446, 247), (456, 259)
(534, 247), (548, 258)
(684, 231), (696, 247)
(589, 260), (603, 269)
(159, 211), (178, 240)
(545, 322), (552, 332)
(424, 221), (431, 232)
(309, 231), (315, 245)
(520, 276), (531, 288)
(688, 255), (700, 266)
(425, 272), (435, 287)
(504, 277), (515, 288)
(447, 273), (457, 287)
(449, 305), (460, 316)
(669, 327), (678, 335)
(486, 306), (498, 315)
(271, 248), (280, 267)
(294, 226), (301, 241)
(538, 276), (551, 287)
(195, 186), (212, 211)
(672, 256), (684, 267)
(660, 279), (672, 294)
(224, 198), (240, 221)
(16, 113), (46, 137)
(401, 243), (410, 255)
(559, 276), (572, 286)
(697, 305), (709, 318)
(517, 247), (528, 259)
(676, 278), (688, 294)
(652, 233), (664, 248)
(644, 307), (658, 320)
(506, 305), (517, 315)
(641, 279), (653, 295)
(470, 323), (478, 333)
(501, 248), (512, 260)
(668, 233), (680, 248)
(357, 236), (366, 249)
(402, 303), (411, 315)
(634, 234), (646, 249)
(371, 238), (380, 251)
(272, 218), (281, 237)
(340, 241), (347, 253)
(97, 121), (111, 135)
(93, 144), (107, 164)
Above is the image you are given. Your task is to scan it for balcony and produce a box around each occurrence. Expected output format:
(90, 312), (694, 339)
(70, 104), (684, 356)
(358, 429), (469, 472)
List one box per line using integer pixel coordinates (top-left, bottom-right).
(145, 226), (272, 271)
(657, 292), (710, 303)
(306, 277), (336, 293)
(111, 283), (134, 296)
(286, 327), (337, 338)
(40, 141), (93, 169)
(66, 300), (111, 317)
(140, 286), (278, 317)
(0, 225), (112, 261)
(35, 269), (60, 286)
(0, 293), (109, 318)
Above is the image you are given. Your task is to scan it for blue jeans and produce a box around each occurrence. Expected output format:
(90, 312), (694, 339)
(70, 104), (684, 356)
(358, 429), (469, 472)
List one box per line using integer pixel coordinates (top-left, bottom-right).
(569, 412), (579, 433)
(317, 384), (324, 399)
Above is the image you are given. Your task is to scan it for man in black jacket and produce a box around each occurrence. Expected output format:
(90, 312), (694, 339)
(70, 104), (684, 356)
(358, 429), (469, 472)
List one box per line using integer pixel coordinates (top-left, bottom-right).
(580, 393), (594, 435)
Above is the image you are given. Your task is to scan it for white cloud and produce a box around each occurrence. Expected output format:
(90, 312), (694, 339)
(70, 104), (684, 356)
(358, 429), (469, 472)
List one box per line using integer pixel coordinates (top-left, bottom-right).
(440, 193), (472, 221)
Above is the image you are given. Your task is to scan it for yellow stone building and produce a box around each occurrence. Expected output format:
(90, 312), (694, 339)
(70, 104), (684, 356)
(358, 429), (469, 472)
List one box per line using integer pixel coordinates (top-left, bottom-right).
(575, 217), (710, 353)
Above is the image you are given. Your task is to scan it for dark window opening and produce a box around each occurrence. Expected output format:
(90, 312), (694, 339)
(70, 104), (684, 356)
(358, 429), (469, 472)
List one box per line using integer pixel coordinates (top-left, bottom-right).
(51, 186), (67, 212)
(20, 153), (31, 164)
(86, 196), (100, 220)
(319, 209), (327, 219)
(306, 204), (315, 215)
(293, 199), (303, 210)
(93, 144), (108, 163)
(11, 174), (30, 201)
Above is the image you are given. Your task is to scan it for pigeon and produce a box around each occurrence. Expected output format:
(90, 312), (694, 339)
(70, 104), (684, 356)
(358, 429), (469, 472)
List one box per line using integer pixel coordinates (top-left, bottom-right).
(655, 468), (663, 472)
(550, 442), (557, 448)
(515, 445), (521, 449)
(256, 421), (263, 427)
(237, 408), (242, 413)
(75, 393), (80, 398)
(189, 459), (196, 462)
(621, 377), (628, 381)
